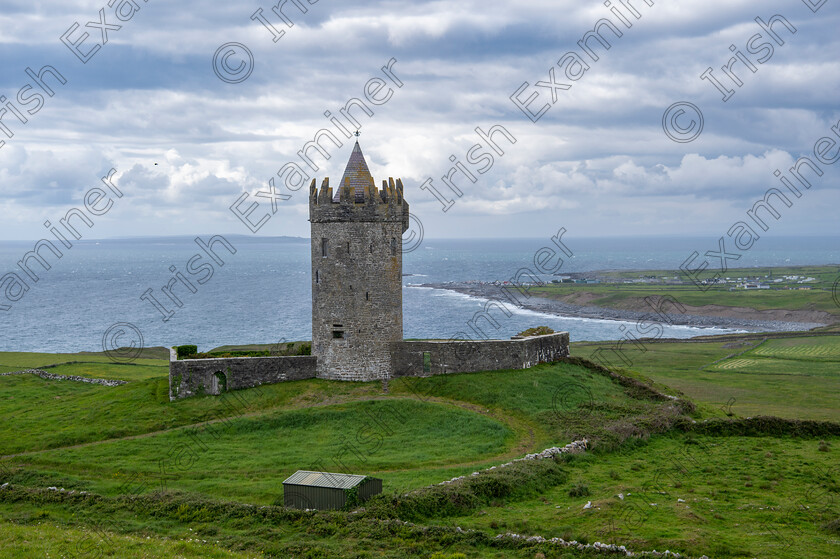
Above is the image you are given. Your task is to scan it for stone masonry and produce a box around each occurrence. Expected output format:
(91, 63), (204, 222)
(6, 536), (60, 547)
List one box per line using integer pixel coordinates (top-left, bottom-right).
(391, 333), (570, 377)
(169, 348), (316, 399)
(309, 141), (409, 381)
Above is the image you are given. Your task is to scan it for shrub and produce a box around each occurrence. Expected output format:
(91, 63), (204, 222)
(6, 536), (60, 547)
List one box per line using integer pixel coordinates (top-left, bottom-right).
(176, 345), (198, 359)
(685, 416), (840, 438)
(516, 326), (555, 337)
(823, 517), (840, 535)
(366, 460), (566, 522)
(568, 483), (590, 497)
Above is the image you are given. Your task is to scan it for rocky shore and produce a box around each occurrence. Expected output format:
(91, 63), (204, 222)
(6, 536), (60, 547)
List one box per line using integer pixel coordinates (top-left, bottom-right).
(420, 282), (827, 333)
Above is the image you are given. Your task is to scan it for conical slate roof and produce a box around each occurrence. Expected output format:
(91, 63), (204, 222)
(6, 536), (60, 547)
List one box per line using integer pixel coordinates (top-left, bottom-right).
(333, 141), (374, 202)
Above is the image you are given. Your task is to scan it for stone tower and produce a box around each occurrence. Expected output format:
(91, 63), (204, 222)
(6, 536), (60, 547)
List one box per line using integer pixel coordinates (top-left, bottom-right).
(309, 141), (409, 381)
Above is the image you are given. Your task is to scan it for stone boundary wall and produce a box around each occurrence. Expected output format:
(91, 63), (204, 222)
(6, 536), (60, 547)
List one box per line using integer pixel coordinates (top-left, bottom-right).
(0, 369), (127, 387)
(168, 333), (569, 399)
(169, 348), (317, 400)
(390, 332), (570, 377)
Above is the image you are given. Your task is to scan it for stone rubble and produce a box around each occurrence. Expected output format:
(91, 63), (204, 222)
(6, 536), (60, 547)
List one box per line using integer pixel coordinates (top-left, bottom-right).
(436, 439), (589, 486)
(0, 369), (126, 386)
(495, 533), (710, 558)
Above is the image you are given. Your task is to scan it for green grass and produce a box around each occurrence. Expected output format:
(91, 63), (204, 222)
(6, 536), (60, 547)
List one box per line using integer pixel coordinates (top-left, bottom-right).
(751, 336), (840, 360)
(6, 399), (514, 503)
(0, 350), (169, 370)
(1, 330), (839, 558)
(575, 334), (840, 422)
(0, 519), (262, 559)
(0, 375), (345, 456)
(429, 433), (840, 559)
(42, 361), (170, 381)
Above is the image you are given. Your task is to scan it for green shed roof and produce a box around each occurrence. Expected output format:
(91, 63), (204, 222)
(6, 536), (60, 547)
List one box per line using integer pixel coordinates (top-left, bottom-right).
(283, 470), (368, 489)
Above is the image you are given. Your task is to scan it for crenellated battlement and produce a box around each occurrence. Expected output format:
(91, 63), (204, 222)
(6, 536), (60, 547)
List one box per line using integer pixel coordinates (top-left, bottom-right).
(308, 141), (409, 232)
(309, 175), (405, 206)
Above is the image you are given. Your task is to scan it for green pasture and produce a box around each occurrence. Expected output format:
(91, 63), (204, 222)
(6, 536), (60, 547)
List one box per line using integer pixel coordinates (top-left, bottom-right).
(431, 433), (840, 559)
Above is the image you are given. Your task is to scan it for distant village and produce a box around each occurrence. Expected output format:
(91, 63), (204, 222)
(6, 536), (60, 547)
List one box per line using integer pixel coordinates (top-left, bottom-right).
(471, 272), (820, 291)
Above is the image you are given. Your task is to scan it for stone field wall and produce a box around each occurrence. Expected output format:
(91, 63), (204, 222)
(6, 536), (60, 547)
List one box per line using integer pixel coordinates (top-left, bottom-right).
(390, 332), (570, 377)
(169, 348), (316, 400)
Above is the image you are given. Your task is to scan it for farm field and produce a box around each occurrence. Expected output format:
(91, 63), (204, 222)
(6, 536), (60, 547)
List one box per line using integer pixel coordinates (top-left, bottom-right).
(430, 433), (840, 559)
(1, 332), (839, 558)
(574, 334), (840, 422)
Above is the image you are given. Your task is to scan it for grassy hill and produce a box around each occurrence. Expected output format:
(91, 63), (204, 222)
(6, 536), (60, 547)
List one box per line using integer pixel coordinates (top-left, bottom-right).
(1, 334), (839, 557)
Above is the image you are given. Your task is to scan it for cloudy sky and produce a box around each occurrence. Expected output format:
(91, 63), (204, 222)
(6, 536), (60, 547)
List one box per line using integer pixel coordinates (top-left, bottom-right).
(0, 0), (838, 241)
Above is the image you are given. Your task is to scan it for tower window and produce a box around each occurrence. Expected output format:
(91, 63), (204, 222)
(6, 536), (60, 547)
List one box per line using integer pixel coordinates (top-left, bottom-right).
(321, 238), (328, 258)
(315, 270), (320, 284)
(332, 324), (345, 339)
(347, 241), (350, 254)
(390, 237), (397, 256)
(365, 291), (369, 301)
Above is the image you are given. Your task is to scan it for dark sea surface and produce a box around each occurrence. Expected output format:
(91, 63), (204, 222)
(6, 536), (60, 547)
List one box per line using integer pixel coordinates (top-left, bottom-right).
(1, 235), (838, 353)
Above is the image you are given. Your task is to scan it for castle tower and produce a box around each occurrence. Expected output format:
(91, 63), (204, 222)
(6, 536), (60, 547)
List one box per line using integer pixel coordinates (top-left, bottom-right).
(309, 140), (409, 381)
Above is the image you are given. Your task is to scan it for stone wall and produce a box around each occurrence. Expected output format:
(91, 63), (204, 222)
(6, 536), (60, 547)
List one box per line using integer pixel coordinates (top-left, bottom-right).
(168, 333), (569, 400)
(169, 348), (317, 400)
(390, 332), (570, 377)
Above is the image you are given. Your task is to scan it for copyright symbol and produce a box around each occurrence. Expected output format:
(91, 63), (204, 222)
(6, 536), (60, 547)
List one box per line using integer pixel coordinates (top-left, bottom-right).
(402, 214), (424, 254)
(284, 489), (315, 510)
(551, 382), (593, 420)
(213, 42), (254, 84)
(662, 101), (704, 143)
(102, 322), (144, 364)
(448, 335), (479, 363)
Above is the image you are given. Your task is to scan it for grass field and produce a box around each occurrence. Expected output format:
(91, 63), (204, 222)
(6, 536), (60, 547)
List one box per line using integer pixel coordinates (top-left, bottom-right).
(0, 520), (262, 559)
(432, 433), (840, 559)
(1, 329), (839, 558)
(6, 399), (514, 503)
(574, 334), (840, 422)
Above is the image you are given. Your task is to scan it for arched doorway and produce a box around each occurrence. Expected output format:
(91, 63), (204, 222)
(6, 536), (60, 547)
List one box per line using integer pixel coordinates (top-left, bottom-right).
(211, 371), (227, 395)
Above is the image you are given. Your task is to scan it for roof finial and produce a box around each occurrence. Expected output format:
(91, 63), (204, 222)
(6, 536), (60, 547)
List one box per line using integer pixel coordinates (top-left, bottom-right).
(354, 130), (361, 138)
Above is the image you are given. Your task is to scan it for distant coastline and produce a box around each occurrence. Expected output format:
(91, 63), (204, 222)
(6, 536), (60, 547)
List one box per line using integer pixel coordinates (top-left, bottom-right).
(420, 282), (829, 333)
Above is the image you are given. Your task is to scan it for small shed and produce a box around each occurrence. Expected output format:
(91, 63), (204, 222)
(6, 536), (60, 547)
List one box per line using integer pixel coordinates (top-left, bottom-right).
(282, 470), (383, 510)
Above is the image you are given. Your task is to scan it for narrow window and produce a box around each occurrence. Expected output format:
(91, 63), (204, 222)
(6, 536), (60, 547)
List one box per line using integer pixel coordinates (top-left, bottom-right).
(315, 270), (320, 284)
(390, 237), (397, 256)
(321, 238), (328, 258)
(369, 243), (373, 253)
(365, 291), (370, 301)
(423, 352), (431, 374)
(347, 241), (350, 254)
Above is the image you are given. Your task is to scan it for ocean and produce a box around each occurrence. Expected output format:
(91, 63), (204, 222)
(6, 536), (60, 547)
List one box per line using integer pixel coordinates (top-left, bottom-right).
(1, 235), (838, 354)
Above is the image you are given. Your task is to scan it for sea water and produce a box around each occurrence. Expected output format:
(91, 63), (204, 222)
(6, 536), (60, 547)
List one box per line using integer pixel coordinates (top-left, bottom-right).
(0, 235), (837, 353)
